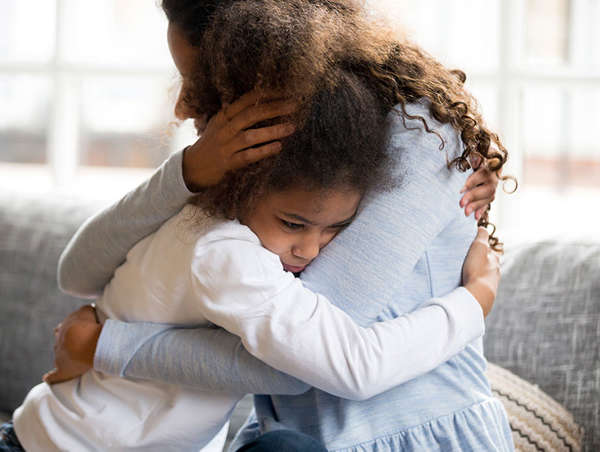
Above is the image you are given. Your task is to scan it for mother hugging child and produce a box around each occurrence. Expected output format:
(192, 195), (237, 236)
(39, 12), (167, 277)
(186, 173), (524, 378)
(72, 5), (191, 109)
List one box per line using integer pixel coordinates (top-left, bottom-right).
(1, 1), (513, 451)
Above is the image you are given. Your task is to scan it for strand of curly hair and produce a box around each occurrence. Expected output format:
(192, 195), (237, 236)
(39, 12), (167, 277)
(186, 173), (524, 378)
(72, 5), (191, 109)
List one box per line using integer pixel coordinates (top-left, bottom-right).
(163, 0), (516, 251)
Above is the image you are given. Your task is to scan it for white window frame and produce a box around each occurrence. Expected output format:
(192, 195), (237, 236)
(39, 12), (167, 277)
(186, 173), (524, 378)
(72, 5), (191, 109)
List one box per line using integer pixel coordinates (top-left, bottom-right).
(1, 0), (599, 212)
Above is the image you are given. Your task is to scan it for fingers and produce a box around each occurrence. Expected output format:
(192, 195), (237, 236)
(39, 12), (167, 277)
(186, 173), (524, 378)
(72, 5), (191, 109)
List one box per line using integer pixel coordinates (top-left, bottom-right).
(465, 198), (492, 218)
(220, 89), (287, 123)
(475, 206), (487, 221)
(460, 184), (496, 207)
(229, 142), (283, 170)
(461, 167), (494, 194)
(226, 122), (295, 154)
(469, 154), (482, 170)
(226, 99), (296, 136)
(465, 199), (490, 219)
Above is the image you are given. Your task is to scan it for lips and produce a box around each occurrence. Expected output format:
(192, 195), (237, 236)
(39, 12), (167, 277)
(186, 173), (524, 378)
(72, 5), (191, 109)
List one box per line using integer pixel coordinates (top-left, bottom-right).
(282, 263), (306, 273)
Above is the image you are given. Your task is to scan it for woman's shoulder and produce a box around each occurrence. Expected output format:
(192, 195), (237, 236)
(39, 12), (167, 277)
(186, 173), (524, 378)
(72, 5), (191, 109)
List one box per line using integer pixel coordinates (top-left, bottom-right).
(387, 100), (463, 162)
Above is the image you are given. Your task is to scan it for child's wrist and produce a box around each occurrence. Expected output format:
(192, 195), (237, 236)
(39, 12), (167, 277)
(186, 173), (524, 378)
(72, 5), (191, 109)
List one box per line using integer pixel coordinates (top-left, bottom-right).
(464, 280), (494, 318)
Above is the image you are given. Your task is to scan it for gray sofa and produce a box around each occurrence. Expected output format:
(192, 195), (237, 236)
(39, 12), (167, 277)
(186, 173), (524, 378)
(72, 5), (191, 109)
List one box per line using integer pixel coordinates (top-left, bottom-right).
(1, 190), (598, 450)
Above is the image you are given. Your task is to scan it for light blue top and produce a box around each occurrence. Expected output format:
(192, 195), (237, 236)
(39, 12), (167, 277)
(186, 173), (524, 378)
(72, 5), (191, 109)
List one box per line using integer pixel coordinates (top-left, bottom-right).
(58, 102), (513, 451)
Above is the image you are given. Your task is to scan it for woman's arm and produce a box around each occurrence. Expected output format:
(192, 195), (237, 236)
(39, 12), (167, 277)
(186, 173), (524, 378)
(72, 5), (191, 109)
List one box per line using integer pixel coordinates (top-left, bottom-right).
(57, 150), (193, 297)
(97, 321), (312, 395)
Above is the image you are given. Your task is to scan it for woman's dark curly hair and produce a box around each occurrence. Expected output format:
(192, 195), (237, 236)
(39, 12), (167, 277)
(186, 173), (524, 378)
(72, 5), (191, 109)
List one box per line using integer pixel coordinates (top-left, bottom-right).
(162, 0), (514, 249)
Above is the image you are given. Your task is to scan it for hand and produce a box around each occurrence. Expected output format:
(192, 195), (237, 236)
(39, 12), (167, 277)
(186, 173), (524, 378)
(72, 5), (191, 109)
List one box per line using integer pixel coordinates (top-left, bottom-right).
(459, 152), (501, 220)
(43, 305), (102, 384)
(462, 227), (501, 318)
(182, 90), (297, 191)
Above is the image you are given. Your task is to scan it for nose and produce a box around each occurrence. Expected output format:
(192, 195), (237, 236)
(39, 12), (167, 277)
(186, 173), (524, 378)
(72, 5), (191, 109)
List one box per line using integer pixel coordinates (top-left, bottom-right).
(174, 88), (193, 121)
(292, 233), (321, 262)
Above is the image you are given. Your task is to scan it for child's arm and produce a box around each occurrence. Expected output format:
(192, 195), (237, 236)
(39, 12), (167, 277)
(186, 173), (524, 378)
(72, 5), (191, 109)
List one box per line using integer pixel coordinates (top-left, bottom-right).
(166, 225), (489, 401)
(93, 285), (483, 400)
(89, 226), (492, 401)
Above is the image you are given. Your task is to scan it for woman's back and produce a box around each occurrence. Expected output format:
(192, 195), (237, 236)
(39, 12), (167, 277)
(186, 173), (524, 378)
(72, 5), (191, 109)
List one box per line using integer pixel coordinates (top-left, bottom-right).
(239, 103), (513, 451)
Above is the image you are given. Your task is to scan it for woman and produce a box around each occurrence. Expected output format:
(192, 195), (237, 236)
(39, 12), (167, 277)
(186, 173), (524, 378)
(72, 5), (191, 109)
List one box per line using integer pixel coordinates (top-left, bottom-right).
(46, 0), (511, 450)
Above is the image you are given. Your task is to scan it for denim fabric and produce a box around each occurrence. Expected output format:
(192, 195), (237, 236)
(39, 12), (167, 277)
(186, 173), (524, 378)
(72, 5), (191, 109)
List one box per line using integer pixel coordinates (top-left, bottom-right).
(237, 430), (327, 452)
(0, 423), (24, 452)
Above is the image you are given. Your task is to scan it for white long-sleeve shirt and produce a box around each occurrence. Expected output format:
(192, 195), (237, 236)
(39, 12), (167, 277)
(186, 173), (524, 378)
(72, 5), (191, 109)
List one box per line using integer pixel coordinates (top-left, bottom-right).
(14, 202), (483, 452)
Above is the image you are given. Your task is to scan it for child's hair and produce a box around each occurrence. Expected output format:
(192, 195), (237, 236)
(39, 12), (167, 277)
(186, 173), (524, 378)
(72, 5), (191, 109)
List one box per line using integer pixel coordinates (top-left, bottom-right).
(162, 0), (513, 249)
(195, 69), (393, 219)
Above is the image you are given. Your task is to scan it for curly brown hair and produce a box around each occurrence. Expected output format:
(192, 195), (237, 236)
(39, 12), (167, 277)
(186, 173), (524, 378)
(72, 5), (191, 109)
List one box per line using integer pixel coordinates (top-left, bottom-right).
(162, 0), (512, 249)
(197, 69), (394, 220)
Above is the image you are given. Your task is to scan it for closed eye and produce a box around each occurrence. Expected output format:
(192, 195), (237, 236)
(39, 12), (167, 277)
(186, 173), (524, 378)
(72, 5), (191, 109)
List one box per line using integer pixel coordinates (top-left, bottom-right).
(280, 219), (304, 230)
(331, 222), (351, 229)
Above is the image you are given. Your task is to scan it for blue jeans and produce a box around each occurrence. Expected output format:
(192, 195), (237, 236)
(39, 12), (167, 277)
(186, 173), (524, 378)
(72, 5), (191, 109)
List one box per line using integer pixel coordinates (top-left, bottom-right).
(237, 430), (327, 452)
(0, 423), (24, 452)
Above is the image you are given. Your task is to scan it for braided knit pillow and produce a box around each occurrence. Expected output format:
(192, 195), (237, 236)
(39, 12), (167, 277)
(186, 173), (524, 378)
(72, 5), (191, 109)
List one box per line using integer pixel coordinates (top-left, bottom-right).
(486, 363), (583, 451)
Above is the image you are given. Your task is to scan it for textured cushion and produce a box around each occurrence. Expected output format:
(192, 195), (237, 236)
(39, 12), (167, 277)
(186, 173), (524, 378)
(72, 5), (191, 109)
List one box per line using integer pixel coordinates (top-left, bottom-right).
(484, 241), (600, 451)
(487, 363), (583, 451)
(0, 190), (106, 415)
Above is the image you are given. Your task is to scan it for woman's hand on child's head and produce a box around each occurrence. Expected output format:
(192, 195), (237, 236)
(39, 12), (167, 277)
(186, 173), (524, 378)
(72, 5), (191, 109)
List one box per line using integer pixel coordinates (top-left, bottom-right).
(460, 153), (501, 220)
(43, 305), (102, 385)
(462, 227), (501, 318)
(182, 89), (297, 192)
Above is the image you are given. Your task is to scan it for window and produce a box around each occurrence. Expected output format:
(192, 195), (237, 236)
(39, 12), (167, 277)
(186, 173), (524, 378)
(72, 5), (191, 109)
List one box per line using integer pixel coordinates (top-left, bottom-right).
(0, 0), (195, 198)
(377, 0), (600, 240)
(1, 0), (599, 239)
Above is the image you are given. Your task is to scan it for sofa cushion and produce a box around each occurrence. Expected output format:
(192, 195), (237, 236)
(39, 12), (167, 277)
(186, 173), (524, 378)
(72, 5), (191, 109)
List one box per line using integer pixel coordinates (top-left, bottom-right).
(0, 190), (106, 415)
(484, 241), (600, 451)
(487, 362), (582, 451)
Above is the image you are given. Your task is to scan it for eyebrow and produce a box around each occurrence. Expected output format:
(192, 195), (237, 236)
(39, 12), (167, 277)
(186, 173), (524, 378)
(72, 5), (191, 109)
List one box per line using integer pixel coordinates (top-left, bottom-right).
(279, 211), (357, 228)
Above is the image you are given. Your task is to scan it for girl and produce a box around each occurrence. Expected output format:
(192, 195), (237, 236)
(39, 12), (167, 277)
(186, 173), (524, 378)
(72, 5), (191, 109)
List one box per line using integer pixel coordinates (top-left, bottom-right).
(37, 0), (510, 450)
(5, 60), (499, 452)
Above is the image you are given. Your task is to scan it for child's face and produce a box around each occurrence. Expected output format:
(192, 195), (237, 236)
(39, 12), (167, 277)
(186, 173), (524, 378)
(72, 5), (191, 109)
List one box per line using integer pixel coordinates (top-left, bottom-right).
(241, 187), (361, 273)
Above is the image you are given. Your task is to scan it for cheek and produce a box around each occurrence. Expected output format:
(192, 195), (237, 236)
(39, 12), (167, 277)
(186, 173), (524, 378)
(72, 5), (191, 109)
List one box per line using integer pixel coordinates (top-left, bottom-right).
(259, 229), (293, 258)
(261, 225), (293, 258)
(320, 230), (339, 248)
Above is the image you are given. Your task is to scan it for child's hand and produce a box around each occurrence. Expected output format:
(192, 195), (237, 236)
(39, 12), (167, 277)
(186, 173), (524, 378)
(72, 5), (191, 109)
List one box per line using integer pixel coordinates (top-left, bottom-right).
(43, 305), (102, 384)
(182, 90), (296, 191)
(462, 227), (501, 318)
(460, 153), (500, 220)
